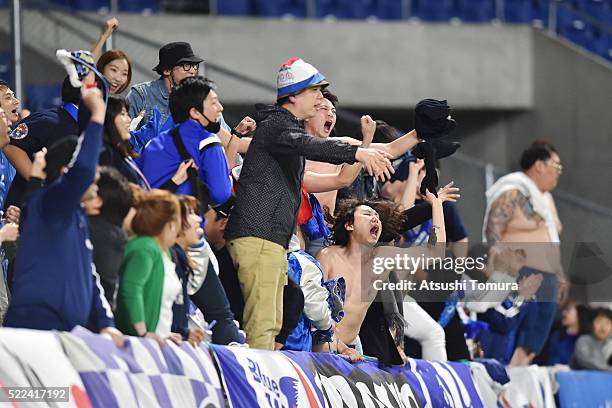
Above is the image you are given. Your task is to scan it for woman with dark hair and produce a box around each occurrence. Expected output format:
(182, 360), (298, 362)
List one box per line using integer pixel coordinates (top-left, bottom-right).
(97, 50), (132, 95)
(171, 195), (244, 345)
(83, 166), (133, 310)
(99, 96), (150, 189)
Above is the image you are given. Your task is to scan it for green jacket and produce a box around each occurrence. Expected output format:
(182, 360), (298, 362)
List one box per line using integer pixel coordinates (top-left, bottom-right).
(115, 236), (164, 335)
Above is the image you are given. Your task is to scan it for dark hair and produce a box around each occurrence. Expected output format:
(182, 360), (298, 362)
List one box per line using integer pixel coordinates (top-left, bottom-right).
(367, 199), (406, 243)
(330, 198), (405, 246)
(520, 140), (559, 171)
(0, 79), (8, 90)
(61, 76), (81, 105)
(592, 307), (612, 323)
(104, 96), (138, 159)
(322, 89), (338, 108)
(276, 95), (290, 107)
(97, 50), (132, 94)
(45, 136), (79, 183)
(374, 120), (399, 144)
(131, 189), (180, 237)
(169, 76), (215, 123)
(97, 166), (133, 226)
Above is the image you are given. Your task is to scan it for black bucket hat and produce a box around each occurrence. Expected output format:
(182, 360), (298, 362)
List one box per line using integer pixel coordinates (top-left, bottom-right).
(153, 42), (203, 75)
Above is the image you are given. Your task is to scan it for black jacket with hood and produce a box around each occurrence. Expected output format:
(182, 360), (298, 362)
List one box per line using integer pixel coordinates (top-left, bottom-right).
(225, 104), (358, 248)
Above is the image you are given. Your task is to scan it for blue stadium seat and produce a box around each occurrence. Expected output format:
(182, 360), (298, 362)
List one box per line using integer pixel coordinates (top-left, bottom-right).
(253, 0), (291, 17)
(315, 0), (337, 18)
(503, 0), (532, 22)
(217, 0), (252, 15)
(287, 0), (307, 18)
(457, 0), (496, 22)
(335, 0), (375, 19)
(376, 0), (403, 20)
(25, 84), (63, 112)
(530, 0), (549, 27)
(574, 0), (609, 20)
(69, 0), (110, 12)
(0, 0), (8, 8)
(412, 0), (454, 22)
(118, 0), (159, 13)
(590, 27), (612, 60)
(0, 51), (10, 84)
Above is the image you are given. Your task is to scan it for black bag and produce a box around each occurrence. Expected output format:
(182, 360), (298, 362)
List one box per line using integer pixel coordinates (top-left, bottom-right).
(170, 127), (212, 213)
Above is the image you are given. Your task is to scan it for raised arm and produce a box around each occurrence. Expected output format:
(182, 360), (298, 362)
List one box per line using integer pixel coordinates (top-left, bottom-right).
(41, 87), (105, 218)
(90, 18), (119, 60)
(335, 129), (420, 159)
(303, 115), (376, 193)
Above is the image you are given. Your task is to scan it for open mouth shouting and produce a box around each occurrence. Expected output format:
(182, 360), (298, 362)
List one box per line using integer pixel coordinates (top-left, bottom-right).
(370, 224), (380, 239)
(323, 120), (333, 135)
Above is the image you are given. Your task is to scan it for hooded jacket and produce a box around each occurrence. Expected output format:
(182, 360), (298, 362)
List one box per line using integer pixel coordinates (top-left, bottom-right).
(225, 104), (358, 248)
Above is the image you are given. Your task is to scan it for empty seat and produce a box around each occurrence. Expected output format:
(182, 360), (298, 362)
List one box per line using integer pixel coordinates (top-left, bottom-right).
(118, 0), (160, 13)
(69, 0), (110, 12)
(504, 0), (532, 22)
(530, 0), (549, 27)
(253, 0), (294, 17)
(216, 0), (252, 15)
(376, 0), (404, 20)
(25, 84), (63, 113)
(412, 0), (454, 22)
(315, 0), (340, 17)
(457, 0), (496, 22)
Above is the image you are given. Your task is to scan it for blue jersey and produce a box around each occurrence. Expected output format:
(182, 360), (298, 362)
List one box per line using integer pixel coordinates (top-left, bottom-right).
(139, 119), (231, 206)
(4, 122), (114, 331)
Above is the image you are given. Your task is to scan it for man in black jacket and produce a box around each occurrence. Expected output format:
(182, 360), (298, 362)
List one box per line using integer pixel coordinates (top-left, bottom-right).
(224, 58), (393, 350)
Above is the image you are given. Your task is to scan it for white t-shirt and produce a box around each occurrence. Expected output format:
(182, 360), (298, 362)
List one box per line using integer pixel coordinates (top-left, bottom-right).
(156, 251), (181, 338)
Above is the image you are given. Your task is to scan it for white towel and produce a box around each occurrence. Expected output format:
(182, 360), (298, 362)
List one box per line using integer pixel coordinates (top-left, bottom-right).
(482, 171), (559, 243)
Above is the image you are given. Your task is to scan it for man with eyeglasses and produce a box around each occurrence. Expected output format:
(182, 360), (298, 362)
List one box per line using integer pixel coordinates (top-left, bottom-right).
(483, 140), (567, 366)
(128, 42), (219, 130)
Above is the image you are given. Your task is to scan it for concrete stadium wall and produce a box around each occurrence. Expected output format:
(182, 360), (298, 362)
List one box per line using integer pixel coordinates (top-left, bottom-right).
(1, 10), (610, 248)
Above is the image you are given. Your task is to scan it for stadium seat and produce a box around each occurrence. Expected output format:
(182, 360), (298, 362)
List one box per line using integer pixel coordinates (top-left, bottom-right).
(69, 0), (110, 12)
(287, 0), (307, 18)
(216, 0), (252, 15)
(0, 0), (8, 8)
(457, 0), (496, 22)
(335, 0), (375, 19)
(590, 27), (612, 60)
(503, 0), (532, 22)
(574, 0), (609, 21)
(412, 0), (454, 22)
(118, 0), (160, 13)
(0, 51), (11, 84)
(376, 0), (403, 20)
(531, 0), (550, 27)
(253, 0), (291, 17)
(25, 84), (63, 112)
(315, 0), (337, 18)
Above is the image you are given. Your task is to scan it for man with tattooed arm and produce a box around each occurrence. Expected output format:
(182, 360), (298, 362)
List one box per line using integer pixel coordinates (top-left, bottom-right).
(483, 140), (567, 366)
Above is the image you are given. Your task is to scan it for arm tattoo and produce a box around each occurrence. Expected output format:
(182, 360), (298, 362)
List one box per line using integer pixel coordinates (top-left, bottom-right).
(485, 190), (541, 242)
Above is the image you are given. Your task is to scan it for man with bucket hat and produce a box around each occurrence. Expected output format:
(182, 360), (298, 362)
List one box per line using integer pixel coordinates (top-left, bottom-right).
(224, 57), (395, 350)
(127, 41), (205, 129)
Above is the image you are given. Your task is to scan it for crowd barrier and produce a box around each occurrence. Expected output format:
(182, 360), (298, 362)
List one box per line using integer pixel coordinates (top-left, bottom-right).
(0, 327), (610, 407)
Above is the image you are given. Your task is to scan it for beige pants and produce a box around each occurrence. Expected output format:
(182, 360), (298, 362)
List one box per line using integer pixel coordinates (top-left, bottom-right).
(227, 237), (288, 350)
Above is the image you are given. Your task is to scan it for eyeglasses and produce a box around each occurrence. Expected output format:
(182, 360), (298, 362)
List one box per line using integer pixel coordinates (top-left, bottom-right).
(547, 160), (563, 173)
(174, 62), (200, 72)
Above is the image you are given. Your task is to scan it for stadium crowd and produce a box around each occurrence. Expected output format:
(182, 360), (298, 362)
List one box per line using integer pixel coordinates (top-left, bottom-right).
(0, 17), (609, 372)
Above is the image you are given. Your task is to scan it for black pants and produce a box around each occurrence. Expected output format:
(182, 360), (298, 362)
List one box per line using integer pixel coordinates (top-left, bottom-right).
(190, 261), (242, 345)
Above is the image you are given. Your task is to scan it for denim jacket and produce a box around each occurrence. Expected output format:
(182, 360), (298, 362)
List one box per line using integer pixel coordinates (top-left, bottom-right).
(127, 78), (231, 133)
(127, 78), (171, 129)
